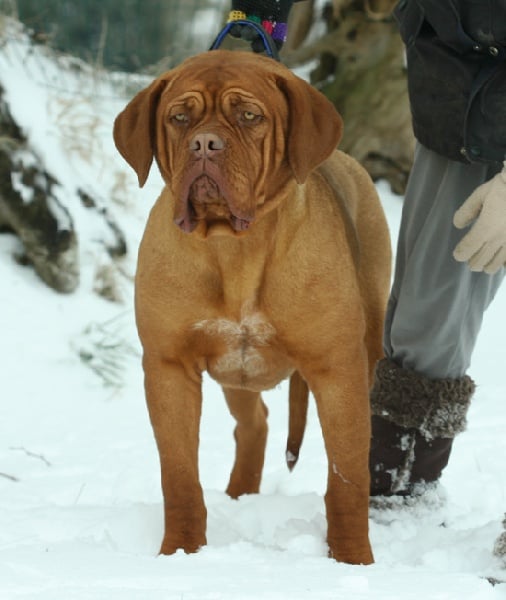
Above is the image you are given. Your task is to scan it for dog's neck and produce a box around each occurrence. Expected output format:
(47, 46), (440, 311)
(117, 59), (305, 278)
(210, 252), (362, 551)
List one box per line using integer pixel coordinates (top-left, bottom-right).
(203, 179), (304, 315)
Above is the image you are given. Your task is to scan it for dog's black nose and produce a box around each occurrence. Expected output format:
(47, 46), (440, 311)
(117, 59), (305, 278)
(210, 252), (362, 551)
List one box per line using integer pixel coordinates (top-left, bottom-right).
(190, 133), (225, 158)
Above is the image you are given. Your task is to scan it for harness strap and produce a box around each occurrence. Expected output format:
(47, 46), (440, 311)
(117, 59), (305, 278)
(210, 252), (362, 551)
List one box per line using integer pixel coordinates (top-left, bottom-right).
(209, 18), (281, 61)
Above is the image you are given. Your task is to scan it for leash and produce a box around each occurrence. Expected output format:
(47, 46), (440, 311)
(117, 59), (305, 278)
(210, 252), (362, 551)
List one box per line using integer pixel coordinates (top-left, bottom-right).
(209, 11), (282, 61)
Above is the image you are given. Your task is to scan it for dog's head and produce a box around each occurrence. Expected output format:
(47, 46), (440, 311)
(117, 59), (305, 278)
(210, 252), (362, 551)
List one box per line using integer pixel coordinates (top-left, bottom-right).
(114, 50), (343, 237)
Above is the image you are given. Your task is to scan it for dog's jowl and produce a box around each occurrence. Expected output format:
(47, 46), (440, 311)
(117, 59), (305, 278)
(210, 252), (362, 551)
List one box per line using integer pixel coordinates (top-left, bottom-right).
(114, 49), (391, 565)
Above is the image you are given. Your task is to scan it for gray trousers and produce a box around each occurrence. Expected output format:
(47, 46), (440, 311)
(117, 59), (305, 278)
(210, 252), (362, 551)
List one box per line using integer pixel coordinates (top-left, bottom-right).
(384, 143), (505, 379)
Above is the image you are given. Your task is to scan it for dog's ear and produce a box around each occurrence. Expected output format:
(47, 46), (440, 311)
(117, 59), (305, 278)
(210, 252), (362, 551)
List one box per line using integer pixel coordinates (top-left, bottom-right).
(113, 77), (168, 187)
(277, 74), (343, 184)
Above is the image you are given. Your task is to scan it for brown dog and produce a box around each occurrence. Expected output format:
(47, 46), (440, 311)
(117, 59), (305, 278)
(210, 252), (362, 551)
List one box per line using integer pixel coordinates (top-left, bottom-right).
(114, 50), (391, 565)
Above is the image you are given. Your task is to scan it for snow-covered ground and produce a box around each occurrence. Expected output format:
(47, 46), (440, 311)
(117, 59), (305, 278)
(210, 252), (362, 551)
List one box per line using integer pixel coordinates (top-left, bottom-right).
(1, 17), (505, 600)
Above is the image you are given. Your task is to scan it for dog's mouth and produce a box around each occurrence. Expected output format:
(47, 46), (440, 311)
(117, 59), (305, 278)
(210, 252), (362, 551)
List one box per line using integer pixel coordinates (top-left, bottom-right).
(175, 166), (254, 236)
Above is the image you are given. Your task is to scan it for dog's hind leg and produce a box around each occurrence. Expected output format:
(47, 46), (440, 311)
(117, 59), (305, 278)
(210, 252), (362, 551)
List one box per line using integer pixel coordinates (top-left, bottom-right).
(223, 388), (268, 498)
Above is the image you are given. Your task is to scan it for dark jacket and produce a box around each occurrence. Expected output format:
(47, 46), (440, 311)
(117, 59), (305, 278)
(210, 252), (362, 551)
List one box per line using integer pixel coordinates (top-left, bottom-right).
(394, 0), (506, 164)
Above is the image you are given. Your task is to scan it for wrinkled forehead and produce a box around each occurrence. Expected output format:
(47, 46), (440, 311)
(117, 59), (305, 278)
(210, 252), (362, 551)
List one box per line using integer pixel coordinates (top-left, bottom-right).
(162, 51), (285, 105)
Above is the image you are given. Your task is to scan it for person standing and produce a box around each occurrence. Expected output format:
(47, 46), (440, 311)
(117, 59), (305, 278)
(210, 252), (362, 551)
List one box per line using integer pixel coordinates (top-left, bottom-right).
(369, 0), (506, 498)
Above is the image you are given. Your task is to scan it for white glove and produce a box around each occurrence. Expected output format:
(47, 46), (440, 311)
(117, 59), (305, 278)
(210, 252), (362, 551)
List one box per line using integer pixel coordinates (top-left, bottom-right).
(453, 161), (506, 274)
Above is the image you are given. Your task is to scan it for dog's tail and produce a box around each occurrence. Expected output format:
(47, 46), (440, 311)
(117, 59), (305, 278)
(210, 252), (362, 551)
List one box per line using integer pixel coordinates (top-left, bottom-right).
(286, 370), (309, 471)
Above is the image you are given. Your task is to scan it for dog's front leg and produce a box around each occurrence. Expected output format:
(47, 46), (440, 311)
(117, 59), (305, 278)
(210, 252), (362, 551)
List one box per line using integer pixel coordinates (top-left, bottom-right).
(143, 356), (206, 555)
(305, 354), (374, 565)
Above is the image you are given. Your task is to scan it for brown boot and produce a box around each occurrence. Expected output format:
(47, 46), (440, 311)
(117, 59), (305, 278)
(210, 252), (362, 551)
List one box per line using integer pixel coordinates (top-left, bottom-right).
(369, 358), (475, 496)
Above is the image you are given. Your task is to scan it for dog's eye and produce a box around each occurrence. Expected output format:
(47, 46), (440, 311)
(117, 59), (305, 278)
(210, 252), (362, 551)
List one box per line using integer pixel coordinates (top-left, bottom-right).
(171, 113), (189, 124)
(240, 110), (263, 125)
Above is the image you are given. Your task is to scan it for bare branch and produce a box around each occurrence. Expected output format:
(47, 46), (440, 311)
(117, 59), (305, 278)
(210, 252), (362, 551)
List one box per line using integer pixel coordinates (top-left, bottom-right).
(10, 446), (52, 467)
(0, 472), (19, 482)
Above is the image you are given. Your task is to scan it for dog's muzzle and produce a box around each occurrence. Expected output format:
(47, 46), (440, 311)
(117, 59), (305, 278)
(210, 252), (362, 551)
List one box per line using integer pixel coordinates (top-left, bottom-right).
(175, 163), (254, 234)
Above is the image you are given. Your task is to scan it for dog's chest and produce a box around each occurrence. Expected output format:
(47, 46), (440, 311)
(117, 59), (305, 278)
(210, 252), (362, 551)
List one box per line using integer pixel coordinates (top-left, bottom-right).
(192, 310), (292, 390)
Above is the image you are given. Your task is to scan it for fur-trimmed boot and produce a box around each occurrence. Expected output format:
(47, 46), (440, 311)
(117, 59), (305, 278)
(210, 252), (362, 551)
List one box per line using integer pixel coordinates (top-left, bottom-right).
(493, 514), (506, 566)
(369, 358), (476, 496)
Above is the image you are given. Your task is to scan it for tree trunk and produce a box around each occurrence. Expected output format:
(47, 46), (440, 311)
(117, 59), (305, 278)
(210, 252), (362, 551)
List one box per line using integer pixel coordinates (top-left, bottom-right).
(284, 1), (413, 194)
(0, 84), (79, 293)
(0, 83), (127, 295)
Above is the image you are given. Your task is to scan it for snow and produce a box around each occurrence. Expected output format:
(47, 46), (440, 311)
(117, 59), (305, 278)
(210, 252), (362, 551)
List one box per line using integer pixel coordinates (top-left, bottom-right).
(1, 17), (505, 600)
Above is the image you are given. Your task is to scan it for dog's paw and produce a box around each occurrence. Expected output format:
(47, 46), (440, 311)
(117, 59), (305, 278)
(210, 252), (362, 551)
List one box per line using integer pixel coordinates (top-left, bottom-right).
(159, 532), (207, 556)
(159, 507), (207, 555)
(327, 539), (374, 565)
